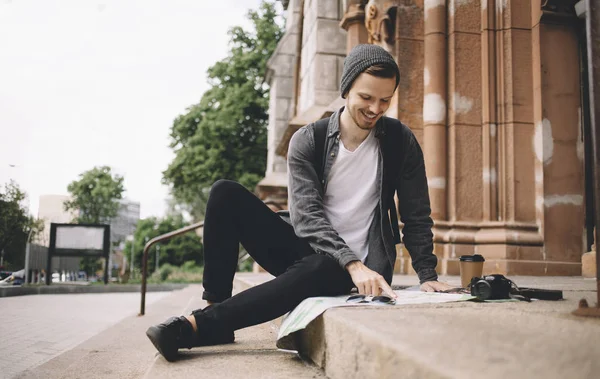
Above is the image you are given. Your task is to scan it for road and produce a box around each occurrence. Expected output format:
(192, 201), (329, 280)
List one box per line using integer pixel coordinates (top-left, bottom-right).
(0, 292), (169, 379)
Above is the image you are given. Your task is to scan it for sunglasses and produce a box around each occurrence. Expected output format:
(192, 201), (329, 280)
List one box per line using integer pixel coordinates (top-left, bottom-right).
(346, 294), (396, 305)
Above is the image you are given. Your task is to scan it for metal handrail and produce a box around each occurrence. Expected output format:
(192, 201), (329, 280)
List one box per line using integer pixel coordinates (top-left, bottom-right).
(139, 199), (284, 316)
(139, 220), (204, 315)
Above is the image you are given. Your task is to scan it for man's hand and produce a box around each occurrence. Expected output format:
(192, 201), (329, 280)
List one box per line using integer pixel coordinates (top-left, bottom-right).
(420, 280), (453, 292)
(345, 261), (397, 298)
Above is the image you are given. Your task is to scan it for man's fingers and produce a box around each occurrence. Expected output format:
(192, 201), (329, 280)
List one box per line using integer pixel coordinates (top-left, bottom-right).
(357, 283), (365, 295)
(378, 278), (397, 298)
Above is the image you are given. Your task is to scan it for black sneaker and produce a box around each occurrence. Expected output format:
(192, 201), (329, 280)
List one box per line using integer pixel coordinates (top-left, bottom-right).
(146, 316), (195, 362)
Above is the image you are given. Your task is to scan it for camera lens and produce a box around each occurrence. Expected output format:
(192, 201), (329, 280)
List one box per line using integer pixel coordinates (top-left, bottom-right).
(473, 280), (492, 300)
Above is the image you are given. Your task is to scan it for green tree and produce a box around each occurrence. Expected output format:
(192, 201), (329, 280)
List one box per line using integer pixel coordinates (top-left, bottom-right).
(163, 0), (283, 219)
(64, 166), (125, 224)
(124, 215), (204, 275)
(0, 180), (44, 270)
(64, 166), (125, 274)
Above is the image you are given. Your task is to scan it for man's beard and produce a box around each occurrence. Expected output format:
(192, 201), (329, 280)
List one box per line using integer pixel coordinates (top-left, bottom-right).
(350, 108), (379, 130)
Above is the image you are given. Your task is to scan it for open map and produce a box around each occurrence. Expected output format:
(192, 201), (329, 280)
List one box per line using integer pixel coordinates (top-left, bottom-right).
(276, 290), (474, 350)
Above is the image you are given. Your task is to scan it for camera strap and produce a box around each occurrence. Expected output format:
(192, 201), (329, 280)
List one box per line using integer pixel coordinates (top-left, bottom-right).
(508, 293), (531, 302)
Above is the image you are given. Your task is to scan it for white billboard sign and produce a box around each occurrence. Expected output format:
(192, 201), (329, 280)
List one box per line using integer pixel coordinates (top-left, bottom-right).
(55, 226), (105, 250)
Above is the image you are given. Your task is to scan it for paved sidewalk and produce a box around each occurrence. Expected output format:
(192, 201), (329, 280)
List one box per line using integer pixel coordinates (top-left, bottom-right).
(0, 292), (169, 379)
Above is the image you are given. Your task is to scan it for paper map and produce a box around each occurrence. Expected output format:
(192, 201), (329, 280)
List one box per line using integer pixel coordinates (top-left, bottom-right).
(276, 290), (475, 350)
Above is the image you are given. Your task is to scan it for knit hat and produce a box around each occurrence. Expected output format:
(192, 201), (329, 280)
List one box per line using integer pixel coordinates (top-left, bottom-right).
(340, 44), (400, 98)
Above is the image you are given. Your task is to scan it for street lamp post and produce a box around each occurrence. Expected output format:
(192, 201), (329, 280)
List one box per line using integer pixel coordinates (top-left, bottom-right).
(127, 235), (134, 278)
(155, 245), (160, 272)
(24, 229), (34, 285)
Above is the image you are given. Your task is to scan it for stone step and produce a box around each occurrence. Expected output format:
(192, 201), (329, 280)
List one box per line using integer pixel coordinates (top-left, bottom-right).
(235, 273), (600, 379)
(18, 274), (599, 379)
(17, 282), (324, 379)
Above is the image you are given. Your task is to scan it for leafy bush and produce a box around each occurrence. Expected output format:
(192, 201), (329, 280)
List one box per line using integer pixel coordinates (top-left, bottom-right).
(181, 260), (202, 273)
(159, 264), (175, 281)
(145, 263), (204, 283)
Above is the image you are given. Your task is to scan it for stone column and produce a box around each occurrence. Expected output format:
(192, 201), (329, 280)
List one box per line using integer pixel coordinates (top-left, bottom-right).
(531, 0), (585, 275)
(257, 0), (303, 205)
(296, 0), (347, 117)
(394, 0), (425, 138)
(340, 0), (369, 52)
(423, 0), (448, 231)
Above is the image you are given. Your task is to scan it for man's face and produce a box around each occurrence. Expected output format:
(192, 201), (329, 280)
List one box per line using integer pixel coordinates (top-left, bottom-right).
(345, 72), (396, 130)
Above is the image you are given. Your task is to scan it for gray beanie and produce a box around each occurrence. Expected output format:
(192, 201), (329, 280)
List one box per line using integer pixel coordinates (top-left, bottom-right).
(340, 44), (400, 98)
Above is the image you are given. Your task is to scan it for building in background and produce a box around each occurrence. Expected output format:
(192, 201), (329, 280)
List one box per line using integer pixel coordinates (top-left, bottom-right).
(37, 194), (78, 247)
(110, 199), (141, 247)
(261, 0), (595, 277)
(109, 199), (141, 275)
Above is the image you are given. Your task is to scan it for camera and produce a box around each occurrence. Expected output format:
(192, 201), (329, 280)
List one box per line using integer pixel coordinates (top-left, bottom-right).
(470, 274), (513, 300)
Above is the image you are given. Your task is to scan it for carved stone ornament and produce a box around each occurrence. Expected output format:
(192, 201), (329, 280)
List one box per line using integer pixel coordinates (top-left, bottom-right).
(364, 0), (397, 45)
(340, 0), (368, 30)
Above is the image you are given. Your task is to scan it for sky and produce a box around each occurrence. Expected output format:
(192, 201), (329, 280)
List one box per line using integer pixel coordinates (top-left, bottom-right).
(0, 0), (274, 219)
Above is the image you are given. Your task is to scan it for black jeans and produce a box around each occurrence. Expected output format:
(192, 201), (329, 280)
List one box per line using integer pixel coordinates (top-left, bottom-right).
(197, 180), (354, 333)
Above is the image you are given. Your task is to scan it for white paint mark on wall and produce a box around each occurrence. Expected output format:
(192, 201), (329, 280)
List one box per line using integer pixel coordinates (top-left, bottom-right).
(452, 92), (473, 115)
(490, 123), (496, 138)
(533, 118), (553, 165)
(577, 107), (584, 162)
(496, 0), (508, 12)
(535, 195), (544, 211)
(535, 168), (543, 184)
(428, 177), (446, 189)
(424, 0), (445, 20)
(483, 167), (497, 184)
(423, 93), (446, 123)
(425, 0), (446, 11)
(424, 67), (430, 87)
(544, 194), (584, 207)
(449, 0), (472, 16)
(483, 167), (490, 183)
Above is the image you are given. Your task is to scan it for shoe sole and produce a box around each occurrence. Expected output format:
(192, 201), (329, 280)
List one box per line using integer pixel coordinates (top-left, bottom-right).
(146, 326), (178, 362)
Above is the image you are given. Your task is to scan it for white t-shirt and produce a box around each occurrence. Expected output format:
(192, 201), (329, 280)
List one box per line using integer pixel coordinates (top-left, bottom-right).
(323, 131), (379, 262)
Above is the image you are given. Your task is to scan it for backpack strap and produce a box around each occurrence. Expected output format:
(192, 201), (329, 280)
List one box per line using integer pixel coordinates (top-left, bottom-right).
(381, 120), (402, 244)
(312, 117), (330, 186)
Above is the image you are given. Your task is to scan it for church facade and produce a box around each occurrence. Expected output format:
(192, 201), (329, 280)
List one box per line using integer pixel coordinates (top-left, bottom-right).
(258, 0), (595, 277)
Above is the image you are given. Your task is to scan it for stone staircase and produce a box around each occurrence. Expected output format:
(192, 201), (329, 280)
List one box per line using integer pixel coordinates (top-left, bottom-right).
(16, 275), (600, 379)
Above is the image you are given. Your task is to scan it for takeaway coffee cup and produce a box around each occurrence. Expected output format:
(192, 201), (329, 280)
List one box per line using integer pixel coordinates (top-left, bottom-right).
(459, 254), (485, 288)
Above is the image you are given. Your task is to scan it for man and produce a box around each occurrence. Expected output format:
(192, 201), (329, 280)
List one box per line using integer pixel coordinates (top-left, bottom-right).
(146, 44), (451, 362)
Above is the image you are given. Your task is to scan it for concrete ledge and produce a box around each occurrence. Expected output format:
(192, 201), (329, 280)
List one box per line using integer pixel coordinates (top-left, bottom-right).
(0, 283), (189, 297)
(301, 276), (600, 379)
(234, 273), (600, 379)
